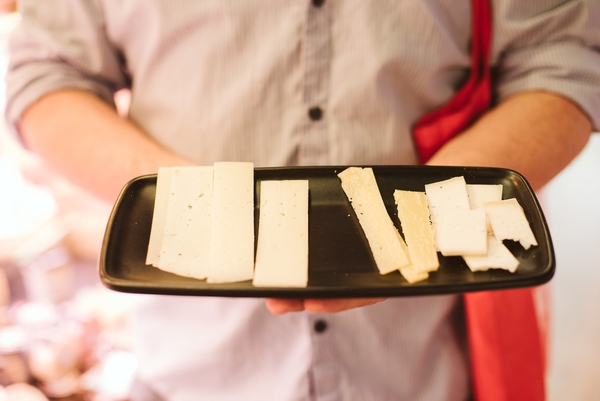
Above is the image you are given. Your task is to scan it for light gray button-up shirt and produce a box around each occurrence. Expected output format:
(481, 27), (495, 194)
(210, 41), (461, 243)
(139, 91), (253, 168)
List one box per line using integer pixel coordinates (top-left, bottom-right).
(5, 1), (600, 400)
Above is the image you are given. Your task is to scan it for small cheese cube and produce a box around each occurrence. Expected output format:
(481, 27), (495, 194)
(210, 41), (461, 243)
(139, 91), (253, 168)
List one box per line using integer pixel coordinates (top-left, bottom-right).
(207, 162), (255, 283)
(338, 167), (409, 275)
(253, 180), (309, 288)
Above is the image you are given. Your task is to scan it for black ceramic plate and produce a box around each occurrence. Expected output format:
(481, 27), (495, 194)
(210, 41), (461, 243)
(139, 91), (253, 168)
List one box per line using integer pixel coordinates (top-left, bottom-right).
(100, 166), (555, 298)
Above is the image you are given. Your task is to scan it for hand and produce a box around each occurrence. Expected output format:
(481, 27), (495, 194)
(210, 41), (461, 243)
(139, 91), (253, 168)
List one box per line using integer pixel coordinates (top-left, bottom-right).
(265, 297), (387, 315)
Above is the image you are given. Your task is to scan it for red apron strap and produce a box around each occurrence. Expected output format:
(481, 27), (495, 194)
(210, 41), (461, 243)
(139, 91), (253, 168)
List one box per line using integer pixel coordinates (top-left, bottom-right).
(412, 0), (492, 164)
(411, 1), (546, 400)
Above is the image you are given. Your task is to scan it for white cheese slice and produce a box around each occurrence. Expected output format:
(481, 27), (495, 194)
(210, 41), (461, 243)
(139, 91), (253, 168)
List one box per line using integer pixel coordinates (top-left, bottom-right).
(466, 184), (503, 232)
(434, 208), (488, 256)
(425, 176), (487, 256)
(154, 166), (214, 279)
(483, 198), (538, 250)
(425, 176), (471, 251)
(146, 167), (173, 266)
(338, 167), (409, 275)
(394, 190), (439, 273)
(463, 233), (520, 273)
(253, 180), (309, 288)
(207, 162), (255, 283)
(466, 184), (503, 210)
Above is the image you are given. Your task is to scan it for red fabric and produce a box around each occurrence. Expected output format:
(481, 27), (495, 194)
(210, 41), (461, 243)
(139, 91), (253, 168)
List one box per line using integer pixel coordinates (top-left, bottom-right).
(412, 0), (491, 163)
(411, 1), (546, 400)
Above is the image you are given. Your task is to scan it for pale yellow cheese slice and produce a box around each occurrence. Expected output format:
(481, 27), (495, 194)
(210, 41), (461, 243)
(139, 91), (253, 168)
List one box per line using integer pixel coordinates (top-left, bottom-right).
(394, 190), (439, 273)
(338, 167), (409, 275)
(253, 180), (309, 288)
(154, 166), (214, 279)
(207, 162), (255, 283)
(146, 167), (173, 266)
(395, 230), (430, 284)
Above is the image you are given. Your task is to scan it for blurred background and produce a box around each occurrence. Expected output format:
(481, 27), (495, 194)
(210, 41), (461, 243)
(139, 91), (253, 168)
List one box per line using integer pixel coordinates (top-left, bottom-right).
(0, 5), (598, 401)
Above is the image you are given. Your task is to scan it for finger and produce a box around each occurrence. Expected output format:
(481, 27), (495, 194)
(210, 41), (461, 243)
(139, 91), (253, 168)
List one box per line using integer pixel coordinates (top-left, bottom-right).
(265, 298), (305, 315)
(303, 298), (387, 313)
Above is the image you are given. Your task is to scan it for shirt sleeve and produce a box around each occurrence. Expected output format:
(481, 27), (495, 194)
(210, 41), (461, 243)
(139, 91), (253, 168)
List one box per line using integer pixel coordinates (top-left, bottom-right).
(4, 0), (128, 141)
(492, 0), (600, 130)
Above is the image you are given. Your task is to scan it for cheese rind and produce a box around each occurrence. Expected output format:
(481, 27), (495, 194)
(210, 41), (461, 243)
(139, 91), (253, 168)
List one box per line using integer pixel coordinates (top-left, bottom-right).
(207, 162), (255, 283)
(154, 166), (214, 279)
(253, 180), (309, 288)
(146, 167), (173, 266)
(338, 167), (409, 275)
(394, 190), (439, 273)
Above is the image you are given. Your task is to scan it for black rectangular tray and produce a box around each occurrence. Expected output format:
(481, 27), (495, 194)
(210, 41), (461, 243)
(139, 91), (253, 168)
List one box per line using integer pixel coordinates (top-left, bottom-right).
(100, 165), (555, 298)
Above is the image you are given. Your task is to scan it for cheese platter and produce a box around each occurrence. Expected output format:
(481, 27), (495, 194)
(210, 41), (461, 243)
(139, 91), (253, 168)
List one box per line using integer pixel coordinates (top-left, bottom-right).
(99, 165), (555, 298)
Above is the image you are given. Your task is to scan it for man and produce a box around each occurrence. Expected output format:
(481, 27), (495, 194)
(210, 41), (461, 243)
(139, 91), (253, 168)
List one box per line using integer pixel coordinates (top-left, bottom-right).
(5, 0), (600, 400)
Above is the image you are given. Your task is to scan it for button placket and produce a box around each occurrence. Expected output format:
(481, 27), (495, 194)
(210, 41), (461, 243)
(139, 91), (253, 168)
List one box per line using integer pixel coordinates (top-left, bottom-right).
(298, 0), (332, 165)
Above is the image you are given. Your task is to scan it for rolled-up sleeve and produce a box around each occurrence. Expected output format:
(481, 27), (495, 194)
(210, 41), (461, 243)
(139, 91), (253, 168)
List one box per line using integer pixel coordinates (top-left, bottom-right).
(4, 0), (128, 138)
(492, 0), (600, 130)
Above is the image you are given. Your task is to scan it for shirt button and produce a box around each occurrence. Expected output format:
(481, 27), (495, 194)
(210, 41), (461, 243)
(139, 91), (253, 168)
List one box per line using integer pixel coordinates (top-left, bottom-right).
(314, 319), (328, 333)
(312, 0), (325, 7)
(308, 106), (323, 121)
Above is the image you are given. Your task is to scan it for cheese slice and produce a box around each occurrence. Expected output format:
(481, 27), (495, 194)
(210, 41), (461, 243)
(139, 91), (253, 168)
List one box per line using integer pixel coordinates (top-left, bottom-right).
(154, 166), (214, 279)
(338, 167), (409, 275)
(394, 190), (439, 273)
(463, 233), (520, 273)
(434, 208), (488, 256)
(146, 167), (174, 266)
(425, 177), (487, 256)
(483, 198), (538, 250)
(253, 180), (309, 288)
(466, 184), (503, 210)
(207, 162), (255, 283)
(395, 230), (430, 284)
(466, 183), (503, 232)
(424, 176), (471, 251)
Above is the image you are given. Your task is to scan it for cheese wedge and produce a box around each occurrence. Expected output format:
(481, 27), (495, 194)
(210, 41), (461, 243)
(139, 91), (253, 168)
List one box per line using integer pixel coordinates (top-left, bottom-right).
(338, 167), (409, 275)
(394, 190), (439, 273)
(207, 162), (255, 283)
(146, 167), (174, 266)
(154, 166), (214, 279)
(253, 180), (309, 288)
(483, 198), (538, 250)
